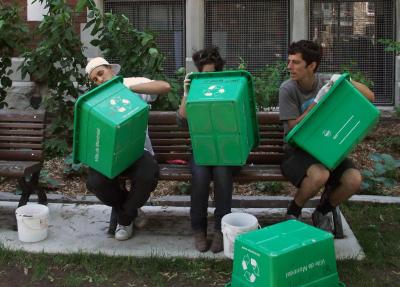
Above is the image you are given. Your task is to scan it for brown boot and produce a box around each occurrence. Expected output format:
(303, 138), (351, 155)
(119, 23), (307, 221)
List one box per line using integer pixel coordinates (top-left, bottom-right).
(210, 231), (224, 253)
(194, 231), (208, 252)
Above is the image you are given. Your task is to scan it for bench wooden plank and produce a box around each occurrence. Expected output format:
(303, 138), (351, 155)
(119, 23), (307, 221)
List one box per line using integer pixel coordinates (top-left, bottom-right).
(0, 110), (47, 207)
(0, 160), (42, 177)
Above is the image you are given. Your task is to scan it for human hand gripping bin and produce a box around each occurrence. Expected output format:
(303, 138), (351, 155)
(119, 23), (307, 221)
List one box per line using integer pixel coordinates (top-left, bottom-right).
(226, 220), (345, 287)
(285, 73), (380, 170)
(72, 76), (149, 179)
(185, 71), (260, 166)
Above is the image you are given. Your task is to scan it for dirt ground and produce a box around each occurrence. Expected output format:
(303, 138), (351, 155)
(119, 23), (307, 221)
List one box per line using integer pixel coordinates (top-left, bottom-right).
(0, 116), (399, 198)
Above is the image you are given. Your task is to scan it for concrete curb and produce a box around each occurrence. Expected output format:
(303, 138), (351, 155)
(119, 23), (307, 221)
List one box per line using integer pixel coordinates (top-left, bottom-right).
(0, 192), (399, 206)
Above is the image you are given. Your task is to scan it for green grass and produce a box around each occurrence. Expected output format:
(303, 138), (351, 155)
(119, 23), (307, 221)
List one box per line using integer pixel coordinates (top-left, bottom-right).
(0, 203), (398, 286)
(337, 203), (400, 286)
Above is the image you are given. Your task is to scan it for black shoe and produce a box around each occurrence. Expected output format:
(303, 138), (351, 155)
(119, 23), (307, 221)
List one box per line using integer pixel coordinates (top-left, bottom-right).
(194, 231), (209, 252)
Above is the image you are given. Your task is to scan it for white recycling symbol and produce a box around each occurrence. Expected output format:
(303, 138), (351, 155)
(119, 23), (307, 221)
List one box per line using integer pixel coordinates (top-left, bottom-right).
(241, 254), (260, 283)
(203, 85), (225, 97)
(109, 96), (132, 113)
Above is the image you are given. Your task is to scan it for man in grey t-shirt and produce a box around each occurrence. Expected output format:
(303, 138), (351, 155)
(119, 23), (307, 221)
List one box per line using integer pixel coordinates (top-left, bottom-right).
(278, 40), (375, 232)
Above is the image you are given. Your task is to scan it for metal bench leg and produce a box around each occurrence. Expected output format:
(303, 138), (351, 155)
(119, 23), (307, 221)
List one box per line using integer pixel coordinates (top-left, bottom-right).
(18, 177), (32, 207)
(108, 207), (118, 235)
(332, 206), (344, 239)
(31, 172), (47, 205)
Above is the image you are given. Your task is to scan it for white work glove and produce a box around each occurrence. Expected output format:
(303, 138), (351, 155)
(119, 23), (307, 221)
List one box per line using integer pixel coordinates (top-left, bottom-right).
(329, 73), (341, 85)
(183, 72), (192, 98)
(313, 82), (331, 104)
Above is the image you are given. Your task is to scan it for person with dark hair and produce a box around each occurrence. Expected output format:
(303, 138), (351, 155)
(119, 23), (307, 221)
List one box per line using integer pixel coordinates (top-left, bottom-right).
(279, 40), (374, 232)
(177, 47), (239, 253)
(84, 57), (171, 241)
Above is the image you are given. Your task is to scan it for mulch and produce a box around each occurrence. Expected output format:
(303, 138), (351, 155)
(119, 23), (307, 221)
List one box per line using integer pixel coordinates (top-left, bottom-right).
(0, 117), (399, 198)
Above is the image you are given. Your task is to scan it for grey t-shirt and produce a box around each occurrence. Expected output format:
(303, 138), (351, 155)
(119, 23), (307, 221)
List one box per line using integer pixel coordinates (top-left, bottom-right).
(279, 74), (325, 135)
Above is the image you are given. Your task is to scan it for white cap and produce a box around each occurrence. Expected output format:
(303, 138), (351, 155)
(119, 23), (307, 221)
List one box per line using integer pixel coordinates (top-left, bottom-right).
(85, 57), (121, 78)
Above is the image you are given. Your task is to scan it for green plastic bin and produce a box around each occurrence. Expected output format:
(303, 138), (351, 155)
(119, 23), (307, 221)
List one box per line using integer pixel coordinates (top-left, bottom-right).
(227, 220), (345, 287)
(73, 76), (149, 179)
(285, 73), (379, 170)
(186, 70), (259, 166)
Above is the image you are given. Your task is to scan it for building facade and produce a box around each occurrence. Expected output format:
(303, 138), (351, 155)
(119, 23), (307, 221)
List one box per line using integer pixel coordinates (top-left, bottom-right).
(7, 0), (400, 107)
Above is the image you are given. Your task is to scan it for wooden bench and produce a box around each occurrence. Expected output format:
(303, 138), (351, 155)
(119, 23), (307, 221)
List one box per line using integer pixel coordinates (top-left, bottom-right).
(0, 110), (47, 207)
(117, 111), (344, 238)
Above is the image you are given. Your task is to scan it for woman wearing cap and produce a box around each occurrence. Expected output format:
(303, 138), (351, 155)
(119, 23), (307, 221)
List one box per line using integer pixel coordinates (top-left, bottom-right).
(85, 57), (170, 241)
(177, 47), (240, 253)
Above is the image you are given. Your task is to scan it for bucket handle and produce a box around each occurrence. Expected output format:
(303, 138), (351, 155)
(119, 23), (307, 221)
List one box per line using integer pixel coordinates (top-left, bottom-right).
(21, 217), (48, 231)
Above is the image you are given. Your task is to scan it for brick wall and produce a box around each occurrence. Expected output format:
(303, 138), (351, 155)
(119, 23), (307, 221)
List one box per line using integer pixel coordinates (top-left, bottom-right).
(3, 0), (87, 55)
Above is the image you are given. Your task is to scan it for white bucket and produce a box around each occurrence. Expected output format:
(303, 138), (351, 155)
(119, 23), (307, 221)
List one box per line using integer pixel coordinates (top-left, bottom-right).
(15, 204), (49, 243)
(221, 212), (259, 259)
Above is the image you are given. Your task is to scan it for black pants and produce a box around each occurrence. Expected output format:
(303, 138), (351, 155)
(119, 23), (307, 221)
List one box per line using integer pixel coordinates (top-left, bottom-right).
(86, 151), (159, 225)
(190, 158), (241, 232)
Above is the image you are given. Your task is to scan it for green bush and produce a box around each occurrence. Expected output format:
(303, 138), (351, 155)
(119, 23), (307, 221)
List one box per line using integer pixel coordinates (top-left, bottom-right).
(20, 0), (88, 156)
(361, 153), (400, 194)
(340, 61), (374, 88)
(253, 61), (288, 111)
(0, 3), (29, 108)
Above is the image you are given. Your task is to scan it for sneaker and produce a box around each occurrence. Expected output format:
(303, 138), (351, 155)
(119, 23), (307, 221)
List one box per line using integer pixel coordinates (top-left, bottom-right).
(210, 231), (224, 253)
(194, 231), (209, 252)
(115, 223), (133, 241)
(312, 210), (333, 233)
(133, 208), (147, 229)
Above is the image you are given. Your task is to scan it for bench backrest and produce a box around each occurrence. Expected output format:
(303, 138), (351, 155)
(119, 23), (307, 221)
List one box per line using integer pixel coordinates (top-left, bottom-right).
(148, 111), (284, 165)
(0, 110), (46, 162)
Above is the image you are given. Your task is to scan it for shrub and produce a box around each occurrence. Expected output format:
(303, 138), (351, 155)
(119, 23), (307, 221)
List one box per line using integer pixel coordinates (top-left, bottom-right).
(0, 3), (29, 107)
(361, 153), (400, 193)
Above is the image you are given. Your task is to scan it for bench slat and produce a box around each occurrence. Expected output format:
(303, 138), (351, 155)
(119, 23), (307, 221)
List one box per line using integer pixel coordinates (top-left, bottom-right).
(0, 123), (45, 129)
(0, 129), (44, 136)
(0, 110), (46, 122)
(0, 135), (44, 142)
(0, 150), (42, 161)
(0, 160), (42, 177)
(157, 164), (284, 182)
(0, 143), (42, 149)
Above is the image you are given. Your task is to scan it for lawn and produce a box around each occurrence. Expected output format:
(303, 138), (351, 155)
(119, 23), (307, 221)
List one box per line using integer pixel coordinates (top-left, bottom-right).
(0, 202), (398, 287)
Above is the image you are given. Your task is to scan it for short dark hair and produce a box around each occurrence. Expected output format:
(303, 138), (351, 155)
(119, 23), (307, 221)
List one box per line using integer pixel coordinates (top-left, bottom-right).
(288, 40), (322, 72)
(192, 47), (225, 72)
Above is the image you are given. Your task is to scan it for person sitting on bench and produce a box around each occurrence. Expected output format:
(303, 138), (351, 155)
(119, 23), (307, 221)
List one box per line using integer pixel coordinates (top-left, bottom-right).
(85, 57), (171, 241)
(279, 40), (374, 232)
(177, 47), (241, 253)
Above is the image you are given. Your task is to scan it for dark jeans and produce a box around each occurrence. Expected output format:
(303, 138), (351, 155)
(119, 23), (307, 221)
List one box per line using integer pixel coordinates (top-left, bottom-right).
(189, 158), (241, 232)
(86, 151), (159, 226)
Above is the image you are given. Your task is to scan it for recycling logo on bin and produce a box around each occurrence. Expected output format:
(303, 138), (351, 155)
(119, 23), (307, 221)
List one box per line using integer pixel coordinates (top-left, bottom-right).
(242, 254), (260, 283)
(109, 96), (132, 113)
(203, 85), (225, 97)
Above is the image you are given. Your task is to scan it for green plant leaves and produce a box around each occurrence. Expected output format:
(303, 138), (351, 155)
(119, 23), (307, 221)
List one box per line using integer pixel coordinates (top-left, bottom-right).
(361, 152), (400, 193)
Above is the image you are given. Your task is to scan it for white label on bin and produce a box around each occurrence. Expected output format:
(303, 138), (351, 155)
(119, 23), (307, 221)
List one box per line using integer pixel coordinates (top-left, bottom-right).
(333, 115), (354, 140)
(94, 128), (100, 162)
(339, 120), (360, 145)
(203, 85), (225, 97)
(241, 254), (260, 283)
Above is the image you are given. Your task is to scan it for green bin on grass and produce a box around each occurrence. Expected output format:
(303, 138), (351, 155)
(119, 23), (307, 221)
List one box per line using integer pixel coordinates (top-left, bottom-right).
(226, 220), (345, 287)
(285, 73), (379, 170)
(72, 76), (149, 179)
(186, 70), (259, 166)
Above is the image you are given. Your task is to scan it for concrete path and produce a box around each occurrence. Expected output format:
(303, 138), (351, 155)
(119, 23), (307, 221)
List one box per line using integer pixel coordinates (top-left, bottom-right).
(0, 201), (364, 260)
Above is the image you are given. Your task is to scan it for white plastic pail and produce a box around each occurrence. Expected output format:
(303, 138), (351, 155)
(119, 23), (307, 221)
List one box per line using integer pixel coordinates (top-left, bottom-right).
(221, 212), (258, 259)
(15, 204), (49, 243)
